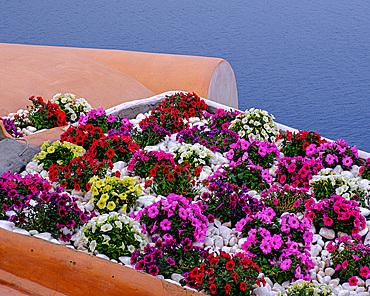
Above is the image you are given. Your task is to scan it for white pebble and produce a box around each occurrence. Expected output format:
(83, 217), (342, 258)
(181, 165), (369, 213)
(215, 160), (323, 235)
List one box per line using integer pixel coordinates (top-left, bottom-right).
(12, 228), (30, 236)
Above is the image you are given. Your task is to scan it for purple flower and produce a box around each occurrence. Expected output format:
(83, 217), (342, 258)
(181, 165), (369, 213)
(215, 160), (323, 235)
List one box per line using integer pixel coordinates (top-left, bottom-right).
(135, 260), (145, 270)
(144, 254), (154, 264)
(106, 114), (116, 123)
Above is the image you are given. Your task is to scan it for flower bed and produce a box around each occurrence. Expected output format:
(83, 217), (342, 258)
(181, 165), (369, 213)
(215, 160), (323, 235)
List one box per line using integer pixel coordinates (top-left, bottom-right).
(1, 91), (370, 296)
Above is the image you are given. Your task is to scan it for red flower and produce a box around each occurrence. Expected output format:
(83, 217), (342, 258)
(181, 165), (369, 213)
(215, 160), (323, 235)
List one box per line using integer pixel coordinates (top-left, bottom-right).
(194, 166), (202, 176)
(106, 148), (115, 159)
(240, 281), (247, 291)
(60, 182), (68, 188)
(174, 165), (182, 174)
(225, 284), (231, 294)
(168, 173), (175, 181)
(163, 165), (169, 174)
(74, 183), (81, 191)
(86, 182), (92, 191)
(209, 284), (217, 294)
(286, 131), (293, 141)
(231, 272), (239, 283)
(226, 260), (235, 270)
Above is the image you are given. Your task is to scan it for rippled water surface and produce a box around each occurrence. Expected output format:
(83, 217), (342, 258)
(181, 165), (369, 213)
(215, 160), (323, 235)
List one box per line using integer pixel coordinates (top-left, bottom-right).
(1, 0), (369, 151)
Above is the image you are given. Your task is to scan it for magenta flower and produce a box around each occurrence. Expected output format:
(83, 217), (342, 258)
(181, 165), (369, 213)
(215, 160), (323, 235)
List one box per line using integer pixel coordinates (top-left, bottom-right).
(280, 259), (292, 271)
(260, 241), (272, 254)
(148, 264), (159, 276)
(360, 266), (370, 278)
(303, 231), (313, 244)
(288, 216), (300, 229)
(342, 156), (353, 167)
(323, 217), (333, 227)
(325, 154), (335, 165)
(342, 260), (348, 269)
(160, 219), (171, 231)
(148, 206), (159, 219)
(166, 257), (176, 266)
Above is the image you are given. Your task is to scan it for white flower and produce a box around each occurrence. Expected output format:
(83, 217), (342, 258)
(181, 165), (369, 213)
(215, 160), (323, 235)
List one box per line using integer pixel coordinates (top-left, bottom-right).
(100, 223), (113, 232)
(128, 245), (136, 253)
(114, 220), (122, 229)
(89, 240), (97, 252)
(121, 242), (126, 250)
(134, 233), (142, 242)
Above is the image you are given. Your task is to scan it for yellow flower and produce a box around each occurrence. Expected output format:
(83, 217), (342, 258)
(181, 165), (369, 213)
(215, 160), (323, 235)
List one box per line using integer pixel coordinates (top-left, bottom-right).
(121, 204), (127, 213)
(57, 160), (63, 165)
(119, 193), (127, 200)
(40, 142), (49, 151)
(52, 140), (61, 148)
(128, 186), (135, 192)
(96, 179), (105, 188)
(96, 199), (106, 209)
(100, 193), (109, 202)
(102, 185), (112, 192)
(107, 201), (116, 211)
(47, 146), (55, 153)
(91, 186), (99, 196)
(36, 151), (47, 160)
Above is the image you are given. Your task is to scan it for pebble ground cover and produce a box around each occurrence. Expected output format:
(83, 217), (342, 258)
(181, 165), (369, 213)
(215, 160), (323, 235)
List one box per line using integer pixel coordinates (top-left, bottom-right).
(1, 92), (370, 296)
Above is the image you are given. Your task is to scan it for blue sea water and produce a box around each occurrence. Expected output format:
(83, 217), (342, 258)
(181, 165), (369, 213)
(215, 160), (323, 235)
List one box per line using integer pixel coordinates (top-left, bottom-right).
(0, 0), (369, 152)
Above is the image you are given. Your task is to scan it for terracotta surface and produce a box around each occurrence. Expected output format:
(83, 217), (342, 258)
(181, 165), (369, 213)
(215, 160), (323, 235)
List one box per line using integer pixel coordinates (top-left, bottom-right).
(0, 228), (201, 296)
(0, 43), (238, 117)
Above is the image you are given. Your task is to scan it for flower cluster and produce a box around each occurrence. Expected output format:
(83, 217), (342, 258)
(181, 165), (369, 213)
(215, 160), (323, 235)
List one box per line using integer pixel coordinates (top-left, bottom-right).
(313, 139), (359, 169)
(176, 124), (239, 153)
(0, 172), (90, 242)
(228, 108), (279, 142)
(131, 238), (208, 279)
(158, 92), (207, 119)
(48, 153), (113, 191)
(144, 161), (201, 196)
(127, 149), (175, 178)
(202, 181), (264, 225)
(169, 142), (214, 169)
(60, 124), (105, 149)
(237, 208), (314, 283)
(280, 280), (333, 296)
(359, 158), (370, 180)
(78, 108), (126, 134)
(76, 212), (146, 259)
(222, 162), (273, 192)
(50, 93), (92, 123)
(309, 168), (369, 206)
(26, 96), (67, 129)
(88, 176), (142, 214)
(1, 117), (23, 138)
(261, 184), (313, 217)
(135, 193), (208, 244)
(204, 108), (243, 130)
(131, 121), (170, 147)
(182, 251), (263, 296)
(328, 236), (370, 285)
(225, 137), (279, 169)
(276, 156), (323, 189)
(33, 140), (86, 170)
(277, 130), (326, 158)
(87, 134), (140, 163)
(306, 195), (366, 235)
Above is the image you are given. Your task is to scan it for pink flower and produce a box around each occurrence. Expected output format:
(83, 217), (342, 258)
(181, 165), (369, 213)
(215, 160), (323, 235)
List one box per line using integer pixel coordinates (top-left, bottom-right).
(148, 206), (159, 219)
(260, 240), (272, 254)
(225, 149), (235, 160)
(342, 156), (353, 167)
(323, 217), (333, 227)
(305, 144), (317, 156)
(288, 216), (300, 229)
(179, 207), (188, 220)
(326, 242), (335, 252)
(287, 163), (297, 173)
(325, 154), (335, 165)
(160, 219), (172, 231)
(293, 200), (300, 208)
(280, 259), (292, 271)
(348, 276), (358, 286)
(342, 260), (348, 269)
(360, 266), (370, 278)
(271, 234), (283, 250)
(303, 231), (313, 244)
(279, 174), (287, 184)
